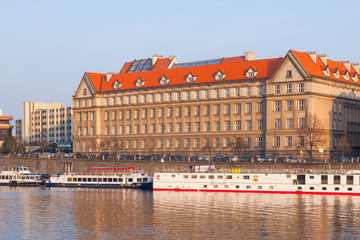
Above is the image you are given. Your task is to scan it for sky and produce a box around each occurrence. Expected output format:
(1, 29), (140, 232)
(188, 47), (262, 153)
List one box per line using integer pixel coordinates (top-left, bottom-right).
(1, 0), (360, 121)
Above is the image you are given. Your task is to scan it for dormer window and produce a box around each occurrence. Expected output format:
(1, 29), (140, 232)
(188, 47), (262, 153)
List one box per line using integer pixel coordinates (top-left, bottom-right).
(113, 80), (122, 89)
(160, 75), (171, 85)
(352, 73), (358, 83)
(186, 72), (197, 83)
(135, 77), (145, 87)
(342, 71), (349, 81)
(214, 70), (226, 81)
(246, 67), (258, 78)
(333, 69), (340, 79)
(322, 66), (330, 77)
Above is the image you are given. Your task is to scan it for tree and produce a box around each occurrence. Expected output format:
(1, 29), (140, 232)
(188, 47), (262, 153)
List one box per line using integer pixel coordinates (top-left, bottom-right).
(230, 137), (247, 161)
(297, 114), (326, 162)
(1, 136), (25, 154)
(202, 138), (217, 170)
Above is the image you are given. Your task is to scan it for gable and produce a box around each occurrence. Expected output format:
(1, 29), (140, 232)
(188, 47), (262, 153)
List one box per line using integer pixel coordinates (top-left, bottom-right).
(74, 73), (97, 99)
(270, 53), (307, 83)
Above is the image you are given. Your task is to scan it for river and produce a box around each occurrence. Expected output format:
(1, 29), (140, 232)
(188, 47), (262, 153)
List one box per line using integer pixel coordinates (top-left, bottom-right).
(0, 187), (359, 239)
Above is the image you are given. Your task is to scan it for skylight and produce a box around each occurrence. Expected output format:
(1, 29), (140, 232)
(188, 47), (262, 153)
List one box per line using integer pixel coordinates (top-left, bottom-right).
(127, 59), (152, 73)
(175, 59), (222, 68)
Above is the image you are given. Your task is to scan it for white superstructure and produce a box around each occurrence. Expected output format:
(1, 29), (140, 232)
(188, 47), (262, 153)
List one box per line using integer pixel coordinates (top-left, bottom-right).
(154, 168), (360, 195)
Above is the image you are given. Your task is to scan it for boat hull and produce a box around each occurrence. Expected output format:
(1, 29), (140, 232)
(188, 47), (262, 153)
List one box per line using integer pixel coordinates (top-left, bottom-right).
(46, 182), (152, 189)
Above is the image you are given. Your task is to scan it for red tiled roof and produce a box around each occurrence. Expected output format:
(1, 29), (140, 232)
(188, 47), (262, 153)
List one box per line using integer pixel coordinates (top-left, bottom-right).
(291, 50), (359, 85)
(87, 57), (283, 93)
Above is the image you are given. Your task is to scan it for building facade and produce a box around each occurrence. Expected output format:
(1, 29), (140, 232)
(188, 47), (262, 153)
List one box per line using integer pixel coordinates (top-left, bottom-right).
(0, 109), (13, 147)
(72, 50), (360, 160)
(18, 102), (73, 144)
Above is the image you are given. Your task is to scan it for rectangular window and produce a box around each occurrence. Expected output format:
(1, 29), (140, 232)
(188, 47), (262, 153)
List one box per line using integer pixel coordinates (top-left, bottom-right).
(205, 90), (210, 99)
(205, 122), (210, 131)
(177, 107), (182, 117)
(246, 103), (252, 113)
(127, 125), (131, 134)
(334, 175), (341, 184)
(274, 85), (280, 94)
(225, 104), (230, 114)
(185, 138), (190, 148)
(245, 137), (251, 147)
(194, 138), (200, 148)
(287, 84), (292, 93)
(274, 101), (281, 111)
(286, 136), (292, 146)
(225, 121), (231, 131)
(246, 120), (252, 130)
(168, 107), (173, 117)
(215, 121), (220, 131)
(235, 104), (241, 114)
(159, 108), (164, 118)
(299, 118), (305, 128)
(177, 123), (182, 132)
(195, 122), (200, 132)
(257, 102), (263, 113)
(187, 122), (191, 132)
(321, 175), (328, 184)
(135, 109), (139, 119)
(236, 121), (241, 130)
(298, 100), (306, 110)
(143, 109), (147, 118)
(237, 88), (241, 97)
(299, 83), (304, 93)
(256, 137), (262, 147)
(143, 124), (147, 133)
(91, 112), (94, 121)
(168, 123), (173, 133)
(127, 110), (131, 119)
(187, 106), (191, 116)
(105, 111), (109, 120)
(257, 120), (263, 130)
(205, 105), (210, 115)
(151, 108), (155, 118)
(112, 126), (116, 134)
(286, 70), (292, 78)
(151, 124), (155, 133)
(286, 100), (293, 111)
(176, 139), (181, 148)
(215, 105), (220, 115)
(195, 106), (200, 116)
(247, 87), (251, 96)
(286, 118), (293, 129)
(274, 136), (280, 147)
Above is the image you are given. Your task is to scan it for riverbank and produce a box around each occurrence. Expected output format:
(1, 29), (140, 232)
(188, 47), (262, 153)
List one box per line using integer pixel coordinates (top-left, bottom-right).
(0, 157), (359, 175)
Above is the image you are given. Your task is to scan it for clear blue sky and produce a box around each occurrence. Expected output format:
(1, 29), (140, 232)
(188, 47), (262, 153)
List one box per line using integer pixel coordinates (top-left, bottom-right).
(1, 0), (360, 121)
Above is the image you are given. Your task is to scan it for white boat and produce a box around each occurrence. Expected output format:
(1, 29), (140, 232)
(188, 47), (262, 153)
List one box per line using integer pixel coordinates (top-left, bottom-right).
(0, 166), (45, 186)
(46, 167), (153, 189)
(153, 166), (360, 195)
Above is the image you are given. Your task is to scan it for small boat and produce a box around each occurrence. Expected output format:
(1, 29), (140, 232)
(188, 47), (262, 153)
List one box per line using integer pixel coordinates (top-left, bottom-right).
(46, 167), (153, 189)
(0, 166), (45, 186)
(153, 166), (360, 195)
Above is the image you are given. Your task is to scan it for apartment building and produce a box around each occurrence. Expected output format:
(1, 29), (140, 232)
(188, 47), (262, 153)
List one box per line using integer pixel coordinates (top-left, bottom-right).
(18, 102), (73, 144)
(0, 109), (13, 147)
(72, 50), (360, 159)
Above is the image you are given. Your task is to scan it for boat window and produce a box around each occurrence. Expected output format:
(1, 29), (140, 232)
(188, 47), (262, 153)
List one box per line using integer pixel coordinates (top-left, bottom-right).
(200, 175), (205, 179)
(128, 178), (133, 182)
(191, 175), (197, 179)
(137, 178), (142, 182)
(334, 175), (341, 184)
(82, 178), (86, 182)
(224, 185), (229, 188)
(226, 175), (232, 179)
(114, 178), (118, 182)
(269, 186), (274, 189)
(236, 185), (240, 189)
(209, 175), (214, 179)
(9, 176), (12, 180)
(347, 176), (354, 185)
(68, 178), (71, 182)
(309, 176), (314, 179)
(297, 186), (302, 190)
(172, 175), (176, 178)
(88, 178), (92, 182)
(203, 185), (207, 188)
(22, 176), (25, 180)
(214, 185), (218, 188)
(119, 178), (123, 182)
(243, 176), (250, 180)
(103, 178), (108, 182)
(322, 187), (327, 190)
(92, 178), (97, 182)
(97, 178), (102, 182)
(348, 187), (353, 191)
(246, 185), (251, 189)
(258, 186), (262, 189)
(217, 175), (223, 179)
(143, 178), (148, 182)
(72, 178), (76, 182)
(26, 176), (30, 180)
(335, 187), (339, 191)
(108, 178), (112, 182)
(183, 175), (189, 179)
(310, 187), (314, 190)
(321, 175), (328, 184)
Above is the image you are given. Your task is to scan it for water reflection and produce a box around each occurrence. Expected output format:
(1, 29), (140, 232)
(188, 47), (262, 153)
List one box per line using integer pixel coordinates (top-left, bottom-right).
(0, 187), (359, 239)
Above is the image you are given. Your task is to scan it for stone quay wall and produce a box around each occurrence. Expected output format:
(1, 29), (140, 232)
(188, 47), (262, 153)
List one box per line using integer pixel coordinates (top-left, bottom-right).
(0, 157), (360, 175)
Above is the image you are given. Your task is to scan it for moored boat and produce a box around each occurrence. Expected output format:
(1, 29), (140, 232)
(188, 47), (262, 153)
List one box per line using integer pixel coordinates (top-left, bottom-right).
(0, 166), (45, 186)
(46, 167), (153, 189)
(153, 166), (360, 195)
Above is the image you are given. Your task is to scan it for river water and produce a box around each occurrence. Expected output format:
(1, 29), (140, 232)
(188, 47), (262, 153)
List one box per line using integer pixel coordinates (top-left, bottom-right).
(0, 187), (359, 240)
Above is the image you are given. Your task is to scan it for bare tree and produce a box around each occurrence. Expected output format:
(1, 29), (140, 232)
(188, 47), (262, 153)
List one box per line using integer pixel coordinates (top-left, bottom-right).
(297, 114), (326, 162)
(230, 137), (248, 161)
(337, 136), (352, 161)
(202, 138), (217, 170)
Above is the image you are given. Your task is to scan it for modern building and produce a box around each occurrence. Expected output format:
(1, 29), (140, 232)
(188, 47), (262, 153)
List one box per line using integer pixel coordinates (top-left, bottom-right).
(18, 102), (73, 144)
(0, 109), (13, 147)
(72, 50), (360, 160)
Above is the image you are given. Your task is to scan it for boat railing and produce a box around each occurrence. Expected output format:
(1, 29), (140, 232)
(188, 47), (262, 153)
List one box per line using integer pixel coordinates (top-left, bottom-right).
(161, 168), (360, 175)
(58, 170), (148, 177)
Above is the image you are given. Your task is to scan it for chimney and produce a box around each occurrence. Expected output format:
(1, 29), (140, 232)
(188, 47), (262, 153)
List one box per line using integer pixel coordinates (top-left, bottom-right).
(168, 55), (177, 69)
(245, 52), (256, 61)
(152, 54), (163, 65)
(317, 54), (327, 65)
(106, 72), (115, 82)
(352, 63), (359, 73)
(306, 51), (317, 64)
(341, 61), (351, 71)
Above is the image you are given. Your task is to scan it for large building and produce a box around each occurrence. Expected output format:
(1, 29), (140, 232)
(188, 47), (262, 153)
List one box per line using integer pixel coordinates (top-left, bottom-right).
(18, 102), (73, 144)
(72, 50), (360, 160)
(0, 109), (13, 147)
